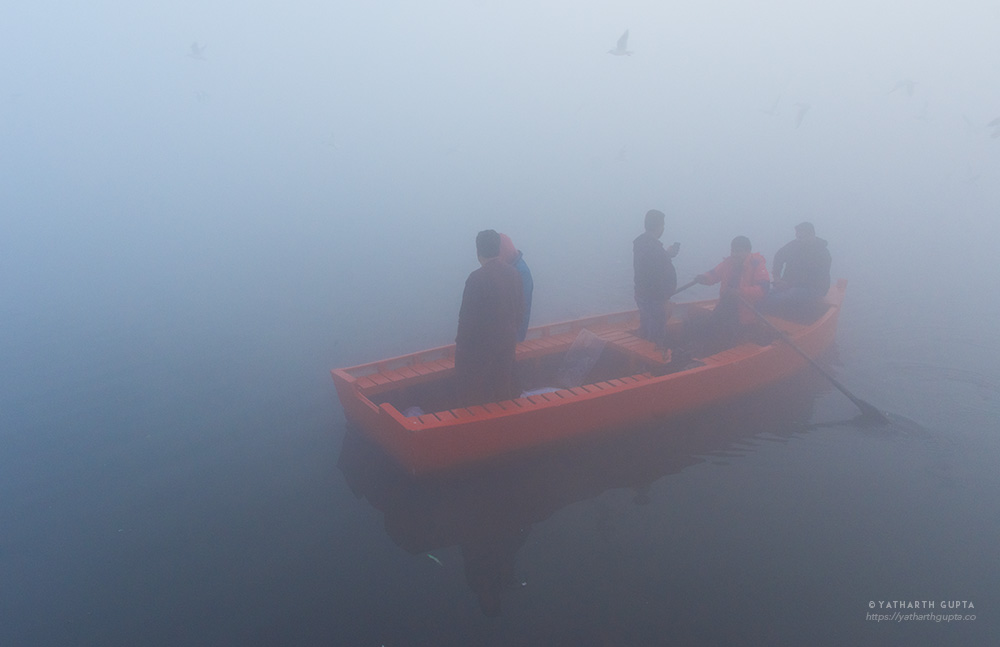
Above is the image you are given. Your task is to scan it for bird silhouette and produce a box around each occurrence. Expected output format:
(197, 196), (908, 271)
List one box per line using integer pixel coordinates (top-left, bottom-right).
(890, 79), (916, 97)
(794, 103), (810, 128)
(760, 94), (781, 117)
(189, 42), (207, 60)
(989, 117), (1000, 139)
(608, 30), (632, 56)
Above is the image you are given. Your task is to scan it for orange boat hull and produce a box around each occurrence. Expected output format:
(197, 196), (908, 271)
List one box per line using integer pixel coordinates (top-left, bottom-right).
(332, 280), (847, 474)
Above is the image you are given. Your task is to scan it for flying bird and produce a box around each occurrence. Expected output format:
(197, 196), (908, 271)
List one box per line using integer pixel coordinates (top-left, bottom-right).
(760, 94), (781, 117)
(989, 117), (1000, 139)
(189, 42), (207, 60)
(794, 102), (810, 128)
(889, 78), (916, 97)
(608, 30), (632, 56)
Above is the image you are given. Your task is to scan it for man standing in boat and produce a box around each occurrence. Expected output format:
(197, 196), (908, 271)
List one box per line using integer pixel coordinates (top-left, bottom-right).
(633, 209), (679, 345)
(455, 230), (525, 406)
(693, 235), (770, 353)
(764, 221), (832, 322)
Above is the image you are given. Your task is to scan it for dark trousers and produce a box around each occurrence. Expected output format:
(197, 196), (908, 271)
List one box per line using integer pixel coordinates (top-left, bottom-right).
(684, 295), (744, 356)
(762, 287), (828, 323)
(636, 297), (667, 344)
(455, 344), (518, 406)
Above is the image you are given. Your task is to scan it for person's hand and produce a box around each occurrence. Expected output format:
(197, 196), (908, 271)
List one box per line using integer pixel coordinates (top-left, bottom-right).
(666, 242), (680, 258)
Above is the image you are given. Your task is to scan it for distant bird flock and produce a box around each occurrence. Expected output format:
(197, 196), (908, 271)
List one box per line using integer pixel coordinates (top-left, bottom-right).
(175, 29), (1000, 176)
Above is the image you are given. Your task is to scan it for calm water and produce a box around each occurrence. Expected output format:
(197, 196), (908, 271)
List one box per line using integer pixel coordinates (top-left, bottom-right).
(2, 225), (998, 647)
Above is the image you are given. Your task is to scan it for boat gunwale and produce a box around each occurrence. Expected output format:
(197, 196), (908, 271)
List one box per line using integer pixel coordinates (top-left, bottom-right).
(370, 342), (740, 432)
(339, 315), (839, 431)
(332, 304), (723, 383)
(331, 280), (847, 472)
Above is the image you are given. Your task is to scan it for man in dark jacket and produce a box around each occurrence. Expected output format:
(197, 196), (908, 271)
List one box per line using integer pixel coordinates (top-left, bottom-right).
(633, 209), (679, 345)
(765, 222), (832, 321)
(455, 230), (525, 406)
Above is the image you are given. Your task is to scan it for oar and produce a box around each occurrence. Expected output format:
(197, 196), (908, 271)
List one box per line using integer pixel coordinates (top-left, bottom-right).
(671, 279), (698, 298)
(738, 295), (890, 425)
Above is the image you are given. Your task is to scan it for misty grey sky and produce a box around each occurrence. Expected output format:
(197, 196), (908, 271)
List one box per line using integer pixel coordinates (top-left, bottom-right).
(2, 1), (998, 344)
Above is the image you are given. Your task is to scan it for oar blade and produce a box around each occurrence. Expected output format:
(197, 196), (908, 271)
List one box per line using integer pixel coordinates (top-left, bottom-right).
(737, 294), (890, 425)
(853, 398), (891, 426)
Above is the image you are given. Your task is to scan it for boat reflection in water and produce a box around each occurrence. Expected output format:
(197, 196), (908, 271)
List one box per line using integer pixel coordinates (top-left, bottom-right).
(337, 367), (833, 616)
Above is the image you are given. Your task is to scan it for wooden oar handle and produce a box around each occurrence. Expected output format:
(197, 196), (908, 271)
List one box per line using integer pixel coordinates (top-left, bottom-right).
(672, 280), (698, 297)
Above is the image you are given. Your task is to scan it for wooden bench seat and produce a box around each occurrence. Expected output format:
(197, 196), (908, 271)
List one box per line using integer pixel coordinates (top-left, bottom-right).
(594, 329), (673, 366)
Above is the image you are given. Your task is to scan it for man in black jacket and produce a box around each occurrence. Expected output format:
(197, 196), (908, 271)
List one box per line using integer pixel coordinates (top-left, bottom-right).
(633, 209), (679, 344)
(455, 230), (525, 406)
(766, 221), (832, 321)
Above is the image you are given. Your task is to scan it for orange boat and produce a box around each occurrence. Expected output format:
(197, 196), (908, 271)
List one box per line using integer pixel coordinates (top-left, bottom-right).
(331, 279), (847, 475)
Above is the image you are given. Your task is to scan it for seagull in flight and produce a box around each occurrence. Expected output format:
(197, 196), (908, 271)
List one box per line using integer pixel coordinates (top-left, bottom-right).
(889, 78), (915, 97)
(608, 30), (632, 56)
(989, 117), (1000, 139)
(189, 42), (207, 60)
(794, 102), (810, 128)
(760, 94), (781, 117)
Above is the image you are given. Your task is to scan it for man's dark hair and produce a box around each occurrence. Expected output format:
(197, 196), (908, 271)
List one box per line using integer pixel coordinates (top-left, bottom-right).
(731, 235), (752, 252)
(476, 229), (501, 258)
(644, 209), (666, 232)
(795, 221), (815, 235)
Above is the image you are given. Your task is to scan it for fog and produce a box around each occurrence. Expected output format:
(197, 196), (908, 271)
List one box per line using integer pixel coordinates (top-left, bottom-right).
(4, 2), (999, 350)
(2, 1), (999, 642)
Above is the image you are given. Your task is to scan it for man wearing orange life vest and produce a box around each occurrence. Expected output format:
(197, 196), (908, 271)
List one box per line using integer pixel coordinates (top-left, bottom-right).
(693, 235), (770, 352)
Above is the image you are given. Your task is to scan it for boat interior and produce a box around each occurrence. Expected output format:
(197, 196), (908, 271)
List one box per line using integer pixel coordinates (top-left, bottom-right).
(370, 324), (702, 417)
(350, 298), (832, 418)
